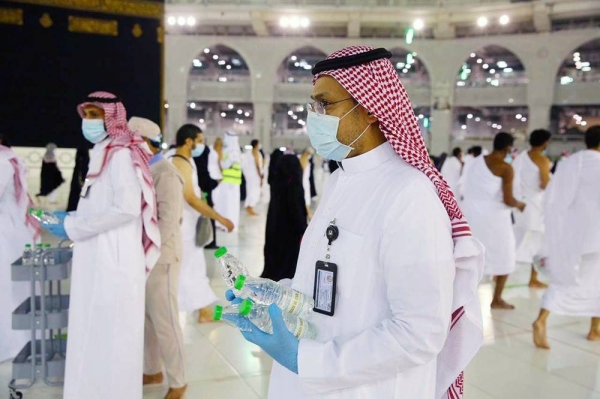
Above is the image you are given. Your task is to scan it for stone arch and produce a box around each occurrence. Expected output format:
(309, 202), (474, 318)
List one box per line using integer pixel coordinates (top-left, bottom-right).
(454, 44), (527, 88)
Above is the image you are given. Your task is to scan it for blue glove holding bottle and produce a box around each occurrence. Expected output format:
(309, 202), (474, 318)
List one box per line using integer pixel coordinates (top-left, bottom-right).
(41, 211), (69, 240)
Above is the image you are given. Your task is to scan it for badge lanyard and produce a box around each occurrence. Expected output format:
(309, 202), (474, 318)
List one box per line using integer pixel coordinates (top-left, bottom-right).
(313, 219), (339, 317)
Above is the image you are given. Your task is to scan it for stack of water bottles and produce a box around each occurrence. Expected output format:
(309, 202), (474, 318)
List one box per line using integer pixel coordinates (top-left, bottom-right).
(213, 247), (318, 340)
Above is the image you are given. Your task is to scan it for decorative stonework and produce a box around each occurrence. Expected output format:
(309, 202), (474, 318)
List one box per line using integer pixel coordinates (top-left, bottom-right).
(68, 15), (118, 36)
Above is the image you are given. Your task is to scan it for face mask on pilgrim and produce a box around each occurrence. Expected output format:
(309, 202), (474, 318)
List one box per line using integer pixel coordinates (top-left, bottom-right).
(504, 153), (513, 164)
(306, 104), (371, 161)
(192, 143), (205, 158)
(82, 119), (108, 144)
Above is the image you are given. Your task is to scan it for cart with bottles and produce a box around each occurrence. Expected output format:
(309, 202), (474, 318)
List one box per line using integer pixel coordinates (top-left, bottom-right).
(8, 240), (72, 390)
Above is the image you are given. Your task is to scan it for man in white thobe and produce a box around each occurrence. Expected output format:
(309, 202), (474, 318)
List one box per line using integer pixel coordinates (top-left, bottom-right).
(213, 131), (242, 231)
(0, 134), (38, 362)
(170, 124), (234, 323)
(227, 46), (484, 399)
(533, 126), (600, 349)
(512, 129), (552, 288)
(241, 139), (263, 216)
(440, 147), (463, 196)
(41, 92), (161, 399)
(462, 132), (525, 310)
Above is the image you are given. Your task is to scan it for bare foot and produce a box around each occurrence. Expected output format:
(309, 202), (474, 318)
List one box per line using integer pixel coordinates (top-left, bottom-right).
(198, 307), (215, 324)
(491, 300), (515, 310)
(533, 321), (550, 349)
(529, 280), (548, 289)
(587, 332), (600, 341)
(246, 207), (258, 216)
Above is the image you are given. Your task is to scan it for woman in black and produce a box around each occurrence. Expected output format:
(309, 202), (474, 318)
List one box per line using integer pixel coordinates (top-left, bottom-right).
(67, 146), (90, 211)
(37, 143), (64, 201)
(261, 154), (307, 281)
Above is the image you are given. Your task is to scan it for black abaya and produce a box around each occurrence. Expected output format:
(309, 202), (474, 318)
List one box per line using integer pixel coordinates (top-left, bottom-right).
(67, 147), (90, 211)
(261, 154), (307, 281)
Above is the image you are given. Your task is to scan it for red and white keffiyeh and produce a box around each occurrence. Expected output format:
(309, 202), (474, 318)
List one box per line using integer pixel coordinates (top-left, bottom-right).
(314, 46), (484, 399)
(0, 144), (40, 239)
(77, 91), (160, 275)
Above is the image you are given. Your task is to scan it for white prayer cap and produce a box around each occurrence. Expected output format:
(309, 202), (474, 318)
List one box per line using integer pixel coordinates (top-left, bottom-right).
(128, 117), (160, 140)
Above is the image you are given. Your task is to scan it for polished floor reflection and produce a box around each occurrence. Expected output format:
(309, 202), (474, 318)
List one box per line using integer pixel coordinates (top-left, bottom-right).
(2, 188), (600, 399)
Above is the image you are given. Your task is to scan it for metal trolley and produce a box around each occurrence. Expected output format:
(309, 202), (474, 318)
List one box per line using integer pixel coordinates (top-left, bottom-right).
(9, 241), (72, 390)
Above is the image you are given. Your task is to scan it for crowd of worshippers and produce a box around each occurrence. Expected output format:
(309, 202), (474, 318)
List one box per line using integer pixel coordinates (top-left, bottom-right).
(434, 126), (600, 349)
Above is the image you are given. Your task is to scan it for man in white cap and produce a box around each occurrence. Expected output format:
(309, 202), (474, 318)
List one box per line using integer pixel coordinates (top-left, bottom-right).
(128, 117), (187, 399)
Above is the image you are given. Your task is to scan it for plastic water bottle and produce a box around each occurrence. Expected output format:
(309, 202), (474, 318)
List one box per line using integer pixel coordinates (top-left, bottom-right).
(241, 299), (317, 339)
(43, 244), (56, 265)
(213, 303), (255, 332)
(22, 244), (33, 266)
(214, 247), (250, 288)
(234, 275), (314, 317)
(33, 244), (44, 265)
(29, 208), (60, 224)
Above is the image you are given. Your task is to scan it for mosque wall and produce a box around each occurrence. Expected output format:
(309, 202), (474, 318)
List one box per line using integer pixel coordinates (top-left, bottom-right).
(0, 0), (164, 148)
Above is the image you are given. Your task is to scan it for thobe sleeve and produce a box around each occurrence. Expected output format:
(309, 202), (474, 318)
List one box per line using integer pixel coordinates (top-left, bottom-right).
(0, 159), (13, 202)
(65, 150), (142, 241)
(298, 179), (455, 395)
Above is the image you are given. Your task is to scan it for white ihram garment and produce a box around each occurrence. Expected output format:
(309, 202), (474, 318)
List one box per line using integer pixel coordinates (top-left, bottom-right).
(440, 156), (462, 197)
(208, 146), (222, 181)
(170, 157), (217, 312)
(462, 157), (516, 276)
(302, 161), (311, 207)
(63, 143), (146, 399)
(268, 143), (474, 399)
(242, 150), (262, 208)
(512, 152), (546, 264)
(542, 150), (600, 316)
(214, 149), (241, 232)
(0, 153), (33, 362)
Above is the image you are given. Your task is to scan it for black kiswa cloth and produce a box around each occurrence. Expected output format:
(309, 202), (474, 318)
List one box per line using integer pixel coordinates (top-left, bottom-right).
(311, 48), (392, 75)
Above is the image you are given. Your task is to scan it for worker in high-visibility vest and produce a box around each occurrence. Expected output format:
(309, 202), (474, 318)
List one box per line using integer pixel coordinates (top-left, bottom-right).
(213, 131), (242, 232)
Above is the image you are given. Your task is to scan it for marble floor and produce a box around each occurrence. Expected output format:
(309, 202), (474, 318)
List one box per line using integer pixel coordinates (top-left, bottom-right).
(3, 196), (600, 399)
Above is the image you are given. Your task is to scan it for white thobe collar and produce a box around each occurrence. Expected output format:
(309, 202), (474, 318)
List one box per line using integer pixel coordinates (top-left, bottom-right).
(340, 142), (397, 174)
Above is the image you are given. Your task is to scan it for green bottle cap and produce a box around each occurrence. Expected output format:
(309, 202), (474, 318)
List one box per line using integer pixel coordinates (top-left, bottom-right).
(29, 208), (35, 215)
(44, 244), (51, 248)
(214, 247), (228, 259)
(36, 210), (43, 218)
(239, 299), (253, 316)
(25, 244), (31, 248)
(234, 275), (246, 290)
(36, 244), (43, 248)
(214, 305), (223, 321)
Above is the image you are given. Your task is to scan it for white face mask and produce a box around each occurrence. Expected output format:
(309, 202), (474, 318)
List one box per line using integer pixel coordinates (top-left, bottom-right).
(306, 104), (371, 161)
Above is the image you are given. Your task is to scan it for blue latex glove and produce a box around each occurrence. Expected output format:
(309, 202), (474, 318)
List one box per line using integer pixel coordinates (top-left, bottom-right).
(241, 304), (299, 374)
(225, 289), (243, 305)
(40, 212), (70, 240)
(52, 211), (68, 223)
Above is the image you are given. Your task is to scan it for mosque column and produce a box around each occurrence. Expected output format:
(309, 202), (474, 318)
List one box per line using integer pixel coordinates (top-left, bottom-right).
(165, 97), (187, 145)
(429, 82), (455, 156)
(527, 104), (552, 132)
(253, 101), (273, 152)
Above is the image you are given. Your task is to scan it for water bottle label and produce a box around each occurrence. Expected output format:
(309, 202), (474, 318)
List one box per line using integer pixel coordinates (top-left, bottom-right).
(294, 318), (305, 338)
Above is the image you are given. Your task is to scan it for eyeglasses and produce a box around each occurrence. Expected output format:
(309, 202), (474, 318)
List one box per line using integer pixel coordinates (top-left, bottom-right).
(307, 98), (353, 115)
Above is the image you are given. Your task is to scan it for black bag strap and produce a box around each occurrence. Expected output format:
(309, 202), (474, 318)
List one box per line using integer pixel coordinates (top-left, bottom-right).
(170, 154), (191, 165)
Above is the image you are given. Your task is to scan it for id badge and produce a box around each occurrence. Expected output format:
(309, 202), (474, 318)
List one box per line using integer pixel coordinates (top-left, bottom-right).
(313, 261), (338, 316)
(80, 178), (91, 198)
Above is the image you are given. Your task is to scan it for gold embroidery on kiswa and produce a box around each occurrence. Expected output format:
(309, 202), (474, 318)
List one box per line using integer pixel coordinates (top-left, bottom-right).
(68, 15), (118, 36)
(132, 23), (143, 38)
(0, 7), (23, 26)
(3, 0), (162, 19)
(40, 13), (53, 28)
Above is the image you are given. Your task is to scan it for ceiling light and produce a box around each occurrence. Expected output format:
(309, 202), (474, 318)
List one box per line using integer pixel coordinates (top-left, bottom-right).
(177, 17), (185, 26)
(239, 120), (244, 124)
(294, 62), (300, 67)
(186, 16), (196, 26)
(461, 125), (467, 130)
(516, 114), (522, 119)
(228, 104), (234, 109)
(218, 77), (227, 82)
(300, 17), (310, 28)
(497, 61), (508, 68)
(456, 81), (466, 87)
(213, 54), (219, 60)
(287, 77), (295, 82)
(477, 16), (488, 27)
(492, 124), (498, 128)
(477, 59), (483, 64)
(581, 62), (590, 67)
(560, 76), (574, 85)
(482, 64), (489, 69)
(402, 68), (408, 73)
(204, 48), (210, 54)
(508, 98), (514, 104)
(582, 66), (592, 72)
(167, 16), (176, 26)
(237, 109), (243, 115)
(413, 19), (424, 30)
(490, 69), (496, 73)
(193, 59), (202, 67)
(486, 77), (492, 83)
(218, 60), (226, 65)
(290, 16), (300, 28)
(303, 65), (312, 70)
(497, 125), (502, 129)
(467, 114), (473, 119)
(503, 68), (513, 73)
(582, 121), (587, 126)
(292, 115), (298, 120)
(164, 103), (169, 109)
(521, 117), (527, 122)
(470, 53), (476, 58)
(491, 79), (499, 86)
(291, 55), (297, 61)
(220, 112), (226, 117)
(189, 102), (196, 109)
(226, 65), (231, 70)
(245, 112), (250, 117)
(419, 114), (424, 119)
(573, 52), (580, 57)
(499, 15), (509, 25)
(199, 118), (204, 123)
(279, 16), (290, 28)
(288, 110), (294, 116)
(396, 62), (405, 69)
(475, 117), (481, 122)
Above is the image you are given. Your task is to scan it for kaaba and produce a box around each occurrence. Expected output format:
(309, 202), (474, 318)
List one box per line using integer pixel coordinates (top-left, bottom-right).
(0, 0), (164, 147)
